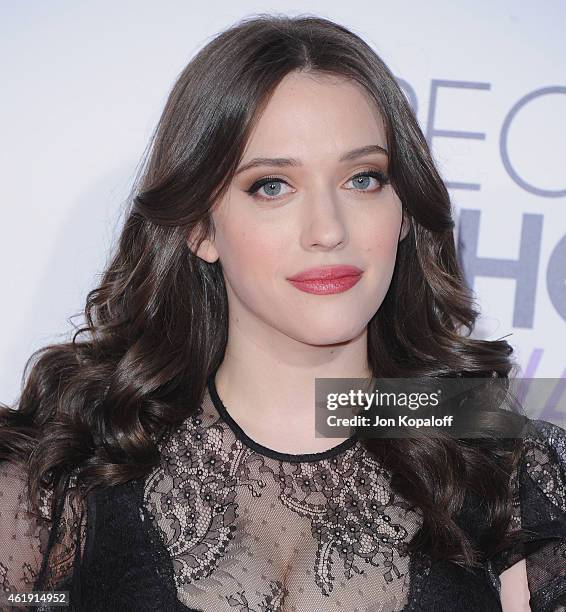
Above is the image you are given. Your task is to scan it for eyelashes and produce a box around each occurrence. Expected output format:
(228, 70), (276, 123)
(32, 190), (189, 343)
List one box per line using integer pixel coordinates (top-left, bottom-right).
(244, 169), (390, 201)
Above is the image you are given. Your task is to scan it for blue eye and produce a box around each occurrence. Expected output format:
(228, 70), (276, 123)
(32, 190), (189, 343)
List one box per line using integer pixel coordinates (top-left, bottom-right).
(245, 169), (390, 201)
(245, 176), (290, 200)
(347, 171), (390, 192)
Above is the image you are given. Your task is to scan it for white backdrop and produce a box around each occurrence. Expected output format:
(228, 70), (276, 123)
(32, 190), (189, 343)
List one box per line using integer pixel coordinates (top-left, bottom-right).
(1, 0), (565, 406)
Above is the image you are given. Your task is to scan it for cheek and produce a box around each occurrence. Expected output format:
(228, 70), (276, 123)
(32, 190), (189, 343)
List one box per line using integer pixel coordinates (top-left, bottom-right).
(360, 212), (403, 295)
(220, 221), (287, 284)
(362, 208), (403, 257)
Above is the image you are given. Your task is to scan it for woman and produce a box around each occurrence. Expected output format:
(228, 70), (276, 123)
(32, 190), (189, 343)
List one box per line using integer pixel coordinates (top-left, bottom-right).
(1, 13), (565, 612)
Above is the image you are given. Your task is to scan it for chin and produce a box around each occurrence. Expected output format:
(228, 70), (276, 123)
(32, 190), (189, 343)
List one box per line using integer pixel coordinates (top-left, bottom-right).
(293, 324), (367, 347)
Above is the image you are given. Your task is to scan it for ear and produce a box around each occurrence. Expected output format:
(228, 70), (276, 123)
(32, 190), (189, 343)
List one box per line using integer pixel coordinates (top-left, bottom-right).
(187, 225), (220, 263)
(399, 211), (410, 242)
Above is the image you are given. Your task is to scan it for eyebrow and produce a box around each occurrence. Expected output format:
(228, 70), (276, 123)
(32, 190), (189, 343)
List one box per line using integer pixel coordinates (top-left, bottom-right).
(234, 144), (389, 176)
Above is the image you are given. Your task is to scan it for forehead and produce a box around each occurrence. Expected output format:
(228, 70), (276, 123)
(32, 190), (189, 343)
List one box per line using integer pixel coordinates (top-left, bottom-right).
(243, 71), (387, 159)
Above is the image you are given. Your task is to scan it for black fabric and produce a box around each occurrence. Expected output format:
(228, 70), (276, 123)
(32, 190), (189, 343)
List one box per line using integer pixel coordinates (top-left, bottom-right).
(1, 394), (565, 611)
(62, 481), (502, 612)
(76, 480), (189, 611)
(490, 419), (566, 611)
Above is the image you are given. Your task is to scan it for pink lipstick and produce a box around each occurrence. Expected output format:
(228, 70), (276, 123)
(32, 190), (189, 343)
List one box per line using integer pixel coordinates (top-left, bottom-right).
(287, 265), (363, 295)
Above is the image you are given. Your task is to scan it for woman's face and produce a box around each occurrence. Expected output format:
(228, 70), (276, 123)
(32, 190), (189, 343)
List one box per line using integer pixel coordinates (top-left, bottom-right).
(193, 70), (408, 347)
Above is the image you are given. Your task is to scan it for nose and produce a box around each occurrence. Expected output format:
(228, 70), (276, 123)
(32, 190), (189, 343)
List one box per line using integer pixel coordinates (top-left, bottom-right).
(300, 185), (347, 250)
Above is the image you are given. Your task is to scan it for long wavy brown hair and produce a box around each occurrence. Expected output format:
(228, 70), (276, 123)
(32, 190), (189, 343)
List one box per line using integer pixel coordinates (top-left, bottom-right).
(0, 13), (527, 569)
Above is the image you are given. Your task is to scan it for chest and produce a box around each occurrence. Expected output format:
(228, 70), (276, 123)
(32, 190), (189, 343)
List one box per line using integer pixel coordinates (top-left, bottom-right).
(72, 455), (502, 612)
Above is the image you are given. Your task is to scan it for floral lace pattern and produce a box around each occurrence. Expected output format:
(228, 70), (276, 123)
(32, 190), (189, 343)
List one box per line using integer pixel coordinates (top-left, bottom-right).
(143, 388), (425, 611)
(1, 393), (565, 611)
(0, 465), (86, 605)
(490, 419), (566, 611)
(523, 420), (566, 513)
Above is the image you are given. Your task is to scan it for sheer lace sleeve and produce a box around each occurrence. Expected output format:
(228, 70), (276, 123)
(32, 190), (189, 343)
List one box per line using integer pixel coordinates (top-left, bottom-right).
(0, 462), (49, 598)
(0, 461), (87, 610)
(490, 419), (566, 612)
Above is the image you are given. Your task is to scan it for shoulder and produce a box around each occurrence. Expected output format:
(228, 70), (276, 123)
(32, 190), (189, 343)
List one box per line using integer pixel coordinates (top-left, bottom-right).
(0, 461), (51, 593)
(515, 418), (566, 510)
(493, 418), (566, 610)
(521, 418), (566, 451)
(0, 460), (88, 594)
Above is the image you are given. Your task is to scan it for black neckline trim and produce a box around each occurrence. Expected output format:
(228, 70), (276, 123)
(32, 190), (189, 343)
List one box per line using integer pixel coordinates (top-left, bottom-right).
(206, 371), (358, 464)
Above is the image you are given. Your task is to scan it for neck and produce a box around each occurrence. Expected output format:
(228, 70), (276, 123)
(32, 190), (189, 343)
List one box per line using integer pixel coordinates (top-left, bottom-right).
(213, 322), (371, 455)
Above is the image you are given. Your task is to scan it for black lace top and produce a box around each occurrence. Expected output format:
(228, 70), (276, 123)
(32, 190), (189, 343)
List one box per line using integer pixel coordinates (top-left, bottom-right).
(1, 374), (566, 612)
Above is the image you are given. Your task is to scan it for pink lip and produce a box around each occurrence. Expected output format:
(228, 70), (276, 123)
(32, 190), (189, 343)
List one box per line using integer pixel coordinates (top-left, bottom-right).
(287, 265), (363, 282)
(287, 265), (363, 295)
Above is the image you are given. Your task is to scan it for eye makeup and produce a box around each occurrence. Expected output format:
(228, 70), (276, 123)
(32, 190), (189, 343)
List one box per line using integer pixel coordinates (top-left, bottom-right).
(244, 168), (390, 201)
